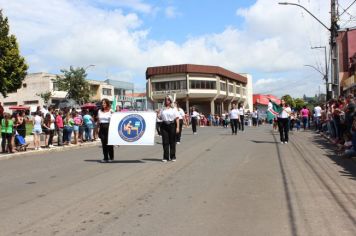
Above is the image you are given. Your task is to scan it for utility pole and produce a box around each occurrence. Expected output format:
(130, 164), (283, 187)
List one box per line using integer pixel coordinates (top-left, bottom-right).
(330, 0), (339, 98)
(311, 46), (329, 99)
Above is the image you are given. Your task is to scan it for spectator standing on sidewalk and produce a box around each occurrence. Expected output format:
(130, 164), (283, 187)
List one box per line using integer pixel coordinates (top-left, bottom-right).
(1, 113), (14, 153)
(159, 96), (179, 162)
(175, 102), (184, 144)
(63, 112), (74, 145)
(43, 113), (55, 148)
(55, 110), (64, 146)
(98, 98), (114, 163)
(82, 109), (94, 142)
(0, 102), (4, 123)
(32, 111), (43, 150)
(278, 99), (291, 144)
(314, 104), (322, 132)
(300, 106), (309, 130)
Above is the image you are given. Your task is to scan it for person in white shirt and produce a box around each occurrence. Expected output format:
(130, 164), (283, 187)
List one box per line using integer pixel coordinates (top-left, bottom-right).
(175, 102), (185, 144)
(238, 103), (245, 132)
(229, 103), (240, 135)
(98, 98), (113, 162)
(190, 106), (199, 134)
(278, 99), (292, 144)
(314, 104), (322, 131)
(159, 96), (179, 162)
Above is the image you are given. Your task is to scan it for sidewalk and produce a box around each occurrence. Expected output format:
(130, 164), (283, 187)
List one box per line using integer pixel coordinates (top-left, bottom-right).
(0, 134), (101, 160)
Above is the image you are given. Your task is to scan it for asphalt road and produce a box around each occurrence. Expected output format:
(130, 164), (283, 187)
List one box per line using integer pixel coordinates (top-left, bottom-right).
(1, 125), (356, 236)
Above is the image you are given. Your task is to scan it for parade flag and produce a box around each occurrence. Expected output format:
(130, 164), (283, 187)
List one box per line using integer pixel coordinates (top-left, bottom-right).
(108, 112), (156, 145)
(267, 101), (282, 122)
(111, 95), (117, 111)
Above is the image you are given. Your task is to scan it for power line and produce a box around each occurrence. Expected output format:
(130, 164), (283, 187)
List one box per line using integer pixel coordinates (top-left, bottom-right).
(339, 0), (356, 17)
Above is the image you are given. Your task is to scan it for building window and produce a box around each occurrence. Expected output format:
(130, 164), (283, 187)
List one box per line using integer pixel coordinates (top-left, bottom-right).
(52, 82), (60, 91)
(229, 84), (233, 93)
(24, 100), (39, 105)
(220, 82), (226, 91)
(22, 83), (27, 88)
(4, 102), (17, 106)
(153, 81), (187, 91)
(102, 88), (112, 95)
(189, 80), (216, 90)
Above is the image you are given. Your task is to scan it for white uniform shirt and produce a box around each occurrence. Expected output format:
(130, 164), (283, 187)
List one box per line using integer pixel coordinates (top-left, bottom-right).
(314, 106), (322, 117)
(176, 108), (185, 120)
(279, 107), (291, 118)
(191, 111), (199, 118)
(229, 109), (239, 119)
(160, 107), (179, 122)
(238, 108), (244, 116)
(98, 110), (112, 123)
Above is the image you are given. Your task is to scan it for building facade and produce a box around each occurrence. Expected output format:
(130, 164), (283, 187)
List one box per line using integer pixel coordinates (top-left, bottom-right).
(0, 72), (136, 112)
(337, 27), (356, 95)
(146, 64), (253, 115)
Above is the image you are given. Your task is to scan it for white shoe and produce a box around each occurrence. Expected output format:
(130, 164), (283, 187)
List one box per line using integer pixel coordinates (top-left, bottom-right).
(281, 142), (284, 144)
(162, 159), (168, 163)
(100, 159), (108, 163)
(284, 141), (288, 144)
(38, 147), (43, 150)
(171, 159), (176, 162)
(176, 142), (180, 144)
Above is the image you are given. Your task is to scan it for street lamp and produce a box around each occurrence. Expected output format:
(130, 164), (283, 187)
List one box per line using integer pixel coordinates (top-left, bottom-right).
(84, 64), (96, 70)
(278, 2), (330, 31)
(304, 65), (325, 77)
(311, 46), (331, 100)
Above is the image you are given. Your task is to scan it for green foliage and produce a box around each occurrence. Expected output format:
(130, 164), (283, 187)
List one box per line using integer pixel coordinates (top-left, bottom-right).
(281, 94), (296, 108)
(294, 98), (306, 111)
(54, 66), (91, 105)
(36, 91), (52, 105)
(0, 10), (28, 97)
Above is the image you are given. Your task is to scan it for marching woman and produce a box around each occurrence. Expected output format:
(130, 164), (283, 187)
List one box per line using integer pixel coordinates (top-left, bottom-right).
(191, 106), (199, 134)
(229, 103), (239, 135)
(98, 98), (114, 163)
(175, 102), (185, 144)
(159, 96), (179, 162)
(238, 102), (245, 132)
(278, 99), (291, 144)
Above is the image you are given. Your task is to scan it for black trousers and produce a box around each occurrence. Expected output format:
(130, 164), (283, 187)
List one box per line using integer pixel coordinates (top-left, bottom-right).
(278, 118), (289, 142)
(1, 132), (12, 152)
(176, 119), (183, 142)
(161, 123), (176, 160)
(99, 123), (114, 160)
(230, 119), (238, 134)
(156, 122), (162, 136)
(239, 115), (245, 131)
(191, 117), (197, 133)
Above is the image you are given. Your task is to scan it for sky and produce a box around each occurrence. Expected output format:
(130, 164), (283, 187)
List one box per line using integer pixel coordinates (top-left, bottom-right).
(1, 0), (356, 97)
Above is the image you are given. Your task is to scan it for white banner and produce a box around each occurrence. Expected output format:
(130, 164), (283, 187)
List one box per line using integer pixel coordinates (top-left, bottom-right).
(108, 112), (156, 145)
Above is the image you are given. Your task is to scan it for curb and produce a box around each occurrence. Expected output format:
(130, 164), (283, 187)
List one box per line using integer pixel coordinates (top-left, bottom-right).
(0, 140), (101, 161)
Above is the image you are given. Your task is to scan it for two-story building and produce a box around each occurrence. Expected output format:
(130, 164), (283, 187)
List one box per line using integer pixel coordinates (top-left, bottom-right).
(146, 64), (253, 115)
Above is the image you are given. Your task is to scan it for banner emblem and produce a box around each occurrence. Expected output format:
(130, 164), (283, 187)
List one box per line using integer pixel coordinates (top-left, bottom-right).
(118, 114), (146, 142)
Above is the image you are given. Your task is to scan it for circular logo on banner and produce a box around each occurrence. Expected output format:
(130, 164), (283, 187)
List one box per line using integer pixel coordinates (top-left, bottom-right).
(118, 114), (146, 142)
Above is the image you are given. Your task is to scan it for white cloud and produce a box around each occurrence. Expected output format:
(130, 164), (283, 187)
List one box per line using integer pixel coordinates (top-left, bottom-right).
(164, 6), (180, 19)
(0, 0), (354, 96)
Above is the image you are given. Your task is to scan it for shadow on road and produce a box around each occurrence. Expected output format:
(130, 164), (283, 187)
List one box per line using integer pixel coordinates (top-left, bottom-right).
(250, 140), (279, 144)
(84, 160), (145, 164)
(312, 135), (356, 180)
(142, 158), (162, 162)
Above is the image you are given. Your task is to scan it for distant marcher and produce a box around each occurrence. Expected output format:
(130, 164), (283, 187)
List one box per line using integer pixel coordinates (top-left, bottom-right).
(252, 108), (258, 127)
(314, 104), (322, 131)
(278, 99), (291, 144)
(229, 104), (239, 135)
(159, 96), (179, 162)
(32, 111), (43, 150)
(238, 103), (245, 132)
(1, 113), (14, 153)
(191, 107), (199, 134)
(175, 102), (185, 144)
(98, 98), (114, 162)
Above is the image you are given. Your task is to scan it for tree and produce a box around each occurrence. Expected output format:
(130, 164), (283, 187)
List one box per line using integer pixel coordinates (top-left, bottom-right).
(54, 66), (91, 105)
(281, 94), (296, 108)
(294, 98), (306, 111)
(36, 91), (52, 105)
(0, 10), (28, 97)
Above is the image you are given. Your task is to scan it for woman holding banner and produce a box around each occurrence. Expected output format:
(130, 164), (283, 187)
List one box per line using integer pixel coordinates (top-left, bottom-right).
(98, 98), (114, 163)
(159, 96), (179, 162)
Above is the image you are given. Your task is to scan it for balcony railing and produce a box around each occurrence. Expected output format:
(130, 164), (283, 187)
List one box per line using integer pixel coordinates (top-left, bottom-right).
(152, 89), (188, 95)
